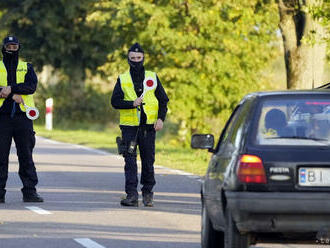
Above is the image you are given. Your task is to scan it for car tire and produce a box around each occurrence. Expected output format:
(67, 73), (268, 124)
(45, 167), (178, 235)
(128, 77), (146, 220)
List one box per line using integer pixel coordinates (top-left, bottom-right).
(202, 202), (224, 248)
(225, 208), (250, 248)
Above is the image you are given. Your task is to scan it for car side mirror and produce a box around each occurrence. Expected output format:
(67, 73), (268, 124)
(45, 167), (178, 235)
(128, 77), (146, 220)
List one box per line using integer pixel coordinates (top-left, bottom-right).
(191, 134), (215, 152)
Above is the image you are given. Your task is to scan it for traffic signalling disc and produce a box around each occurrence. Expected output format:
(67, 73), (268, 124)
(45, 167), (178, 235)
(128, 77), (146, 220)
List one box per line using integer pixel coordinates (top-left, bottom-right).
(24, 104), (39, 120)
(141, 77), (157, 97)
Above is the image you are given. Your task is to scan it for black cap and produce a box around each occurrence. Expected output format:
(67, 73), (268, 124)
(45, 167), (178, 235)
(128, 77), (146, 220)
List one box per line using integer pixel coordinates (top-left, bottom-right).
(128, 43), (144, 54)
(3, 36), (19, 46)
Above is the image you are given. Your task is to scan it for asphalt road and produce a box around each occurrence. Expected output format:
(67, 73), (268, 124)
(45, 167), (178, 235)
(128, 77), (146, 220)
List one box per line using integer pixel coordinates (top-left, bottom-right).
(0, 136), (324, 248)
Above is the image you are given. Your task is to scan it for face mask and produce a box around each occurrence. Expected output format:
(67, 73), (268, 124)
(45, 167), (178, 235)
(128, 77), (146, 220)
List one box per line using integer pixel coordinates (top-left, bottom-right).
(128, 59), (144, 71)
(5, 50), (14, 54)
(2, 46), (19, 57)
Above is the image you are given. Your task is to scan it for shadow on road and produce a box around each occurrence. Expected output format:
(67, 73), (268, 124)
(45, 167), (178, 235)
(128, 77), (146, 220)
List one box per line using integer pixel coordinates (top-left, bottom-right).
(2, 170), (201, 216)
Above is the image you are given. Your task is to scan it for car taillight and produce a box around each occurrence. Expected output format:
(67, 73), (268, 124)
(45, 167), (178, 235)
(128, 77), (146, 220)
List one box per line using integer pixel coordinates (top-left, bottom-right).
(237, 154), (267, 184)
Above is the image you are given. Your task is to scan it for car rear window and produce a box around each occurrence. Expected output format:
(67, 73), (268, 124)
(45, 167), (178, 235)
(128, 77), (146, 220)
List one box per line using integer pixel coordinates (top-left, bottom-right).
(255, 97), (330, 146)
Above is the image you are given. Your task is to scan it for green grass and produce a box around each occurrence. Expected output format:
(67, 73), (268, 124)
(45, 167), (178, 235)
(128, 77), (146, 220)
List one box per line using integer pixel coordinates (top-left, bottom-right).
(34, 124), (211, 176)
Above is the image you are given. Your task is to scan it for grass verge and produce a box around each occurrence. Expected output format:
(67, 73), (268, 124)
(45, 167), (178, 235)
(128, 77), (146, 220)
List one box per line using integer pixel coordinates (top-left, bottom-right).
(34, 124), (211, 176)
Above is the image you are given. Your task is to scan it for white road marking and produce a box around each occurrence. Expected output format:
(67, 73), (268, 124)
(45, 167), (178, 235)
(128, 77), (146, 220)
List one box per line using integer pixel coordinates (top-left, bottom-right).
(155, 165), (203, 182)
(188, 175), (200, 179)
(74, 238), (106, 248)
(72, 144), (110, 155)
(40, 138), (59, 144)
(38, 136), (111, 156)
(25, 206), (52, 215)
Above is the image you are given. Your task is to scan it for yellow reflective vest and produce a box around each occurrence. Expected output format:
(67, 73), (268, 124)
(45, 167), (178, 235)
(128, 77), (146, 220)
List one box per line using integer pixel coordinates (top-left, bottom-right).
(0, 61), (35, 112)
(119, 71), (159, 126)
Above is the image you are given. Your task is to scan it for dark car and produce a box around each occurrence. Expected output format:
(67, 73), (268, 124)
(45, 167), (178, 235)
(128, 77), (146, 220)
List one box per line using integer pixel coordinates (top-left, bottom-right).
(191, 90), (330, 248)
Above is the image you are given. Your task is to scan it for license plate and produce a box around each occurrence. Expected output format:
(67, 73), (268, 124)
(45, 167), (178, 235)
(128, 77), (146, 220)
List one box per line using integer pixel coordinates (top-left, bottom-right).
(299, 168), (330, 186)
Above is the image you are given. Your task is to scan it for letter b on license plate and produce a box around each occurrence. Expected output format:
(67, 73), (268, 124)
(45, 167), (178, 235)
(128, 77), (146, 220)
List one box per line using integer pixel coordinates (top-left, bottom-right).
(299, 168), (330, 186)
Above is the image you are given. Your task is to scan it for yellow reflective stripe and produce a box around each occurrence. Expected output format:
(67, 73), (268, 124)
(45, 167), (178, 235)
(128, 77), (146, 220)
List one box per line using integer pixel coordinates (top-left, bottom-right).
(16, 61), (27, 83)
(0, 62), (6, 87)
(119, 72), (137, 101)
(145, 71), (156, 79)
(143, 71), (158, 124)
(119, 109), (139, 126)
(17, 62), (35, 111)
(120, 110), (139, 126)
(0, 62), (7, 107)
(119, 72), (139, 125)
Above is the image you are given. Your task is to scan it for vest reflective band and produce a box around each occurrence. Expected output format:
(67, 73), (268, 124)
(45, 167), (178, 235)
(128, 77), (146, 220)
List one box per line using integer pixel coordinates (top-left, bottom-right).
(119, 71), (159, 126)
(0, 61), (35, 112)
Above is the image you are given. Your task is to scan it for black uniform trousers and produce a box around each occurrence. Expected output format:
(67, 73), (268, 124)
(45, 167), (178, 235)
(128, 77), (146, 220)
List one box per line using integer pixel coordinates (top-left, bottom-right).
(121, 126), (156, 198)
(0, 114), (38, 197)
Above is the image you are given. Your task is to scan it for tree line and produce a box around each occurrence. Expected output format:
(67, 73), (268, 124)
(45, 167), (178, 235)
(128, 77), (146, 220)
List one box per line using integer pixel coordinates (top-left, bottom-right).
(0, 0), (328, 143)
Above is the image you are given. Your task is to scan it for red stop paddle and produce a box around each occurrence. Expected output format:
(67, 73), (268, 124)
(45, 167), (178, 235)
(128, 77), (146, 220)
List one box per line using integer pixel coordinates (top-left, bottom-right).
(24, 103), (39, 120)
(141, 77), (157, 97)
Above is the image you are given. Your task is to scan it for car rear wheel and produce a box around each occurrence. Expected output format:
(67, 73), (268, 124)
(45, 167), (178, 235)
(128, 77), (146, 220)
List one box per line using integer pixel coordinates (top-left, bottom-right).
(202, 202), (224, 248)
(225, 208), (250, 248)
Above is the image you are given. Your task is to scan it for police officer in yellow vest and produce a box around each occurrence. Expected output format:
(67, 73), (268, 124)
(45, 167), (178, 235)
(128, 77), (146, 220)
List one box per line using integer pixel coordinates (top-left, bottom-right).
(0, 36), (43, 203)
(111, 43), (169, 207)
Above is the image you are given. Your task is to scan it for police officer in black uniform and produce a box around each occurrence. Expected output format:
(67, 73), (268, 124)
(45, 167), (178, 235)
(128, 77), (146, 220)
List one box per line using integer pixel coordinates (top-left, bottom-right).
(111, 43), (169, 207)
(0, 36), (43, 203)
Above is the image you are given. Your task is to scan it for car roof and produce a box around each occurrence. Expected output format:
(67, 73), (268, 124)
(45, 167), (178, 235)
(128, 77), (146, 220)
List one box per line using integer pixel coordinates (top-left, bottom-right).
(238, 89), (330, 105)
(244, 89), (330, 99)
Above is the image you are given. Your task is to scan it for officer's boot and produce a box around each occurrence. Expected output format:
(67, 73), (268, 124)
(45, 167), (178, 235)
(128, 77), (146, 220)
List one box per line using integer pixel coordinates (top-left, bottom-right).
(23, 192), (44, 202)
(0, 194), (5, 203)
(0, 189), (6, 203)
(120, 195), (138, 207)
(142, 192), (154, 207)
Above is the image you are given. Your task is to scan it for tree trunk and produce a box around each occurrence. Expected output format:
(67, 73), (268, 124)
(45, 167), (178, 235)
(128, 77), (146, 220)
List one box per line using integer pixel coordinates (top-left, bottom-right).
(39, 65), (61, 86)
(67, 66), (86, 100)
(278, 0), (326, 89)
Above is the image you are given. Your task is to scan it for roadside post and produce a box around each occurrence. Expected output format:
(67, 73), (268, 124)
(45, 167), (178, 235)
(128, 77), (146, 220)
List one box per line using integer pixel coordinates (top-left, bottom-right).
(45, 98), (53, 130)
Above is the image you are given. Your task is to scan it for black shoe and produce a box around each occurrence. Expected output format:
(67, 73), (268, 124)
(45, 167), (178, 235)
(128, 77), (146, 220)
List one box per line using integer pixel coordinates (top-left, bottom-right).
(23, 193), (44, 202)
(120, 196), (138, 207)
(0, 196), (4, 203)
(142, 193), (154, 207)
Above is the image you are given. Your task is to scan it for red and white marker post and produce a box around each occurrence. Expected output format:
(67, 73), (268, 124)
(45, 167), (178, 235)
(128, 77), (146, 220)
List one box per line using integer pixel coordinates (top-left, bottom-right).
(45, 98), (53, 130)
